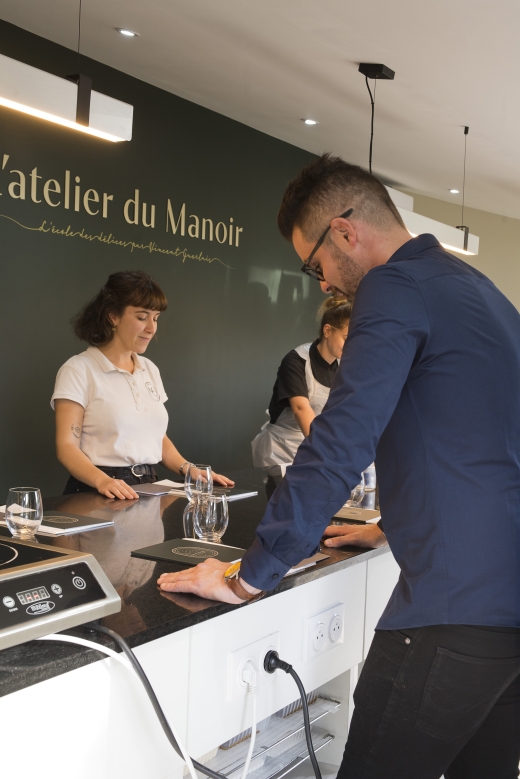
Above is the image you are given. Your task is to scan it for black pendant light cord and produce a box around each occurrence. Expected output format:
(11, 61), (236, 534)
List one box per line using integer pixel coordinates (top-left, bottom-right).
(77, 0), (82, 72)
(365, 76), (375, 175)
(461, 126), (468, 226)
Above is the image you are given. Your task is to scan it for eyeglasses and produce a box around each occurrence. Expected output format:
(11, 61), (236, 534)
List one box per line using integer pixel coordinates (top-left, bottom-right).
(300, 208), (354, 281)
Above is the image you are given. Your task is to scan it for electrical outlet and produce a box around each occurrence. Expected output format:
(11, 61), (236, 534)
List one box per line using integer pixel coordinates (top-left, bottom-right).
(329, 613), (342, 643)
(228, 632), (280, 701)
(304, 604), (345, 662)
(313, 622), (326, 651)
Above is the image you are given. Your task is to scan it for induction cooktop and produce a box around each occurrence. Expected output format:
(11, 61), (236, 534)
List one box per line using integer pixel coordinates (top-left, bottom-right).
(0, 537), (120, 651)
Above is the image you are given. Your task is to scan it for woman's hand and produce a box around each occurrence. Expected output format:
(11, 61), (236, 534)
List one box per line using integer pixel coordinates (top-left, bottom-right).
(95, 475), (139, 500)
(322, 523), (388, 549)
(212, 471), (235, 487)
(157, 559), (243, 603)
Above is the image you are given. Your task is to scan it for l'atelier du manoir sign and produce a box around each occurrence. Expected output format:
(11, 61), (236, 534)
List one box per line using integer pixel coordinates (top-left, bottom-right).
(0, 152), (244, 266)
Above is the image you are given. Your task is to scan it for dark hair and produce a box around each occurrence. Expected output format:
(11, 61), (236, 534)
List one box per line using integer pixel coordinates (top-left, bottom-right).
(318, 297), (352, 339)
(72, 270), (167, 346)
(278, 153), (405, 242)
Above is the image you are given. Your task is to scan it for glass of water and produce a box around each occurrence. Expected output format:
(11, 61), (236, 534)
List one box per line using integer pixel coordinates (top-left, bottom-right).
(194, 494), (229, 543)
(184, 464), (213, 501)
(345, 479), (365, 508)
(5, 488), (43, 539)
(182, 500), (197, 538)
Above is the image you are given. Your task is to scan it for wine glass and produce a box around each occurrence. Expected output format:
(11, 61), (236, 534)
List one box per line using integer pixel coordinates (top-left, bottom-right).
(345, 479), (365, 508)
(5, 488), (43, 539)
(193, 494), (229, 543)
(182, 500), (197, 538)
(184, 464), (213, 501)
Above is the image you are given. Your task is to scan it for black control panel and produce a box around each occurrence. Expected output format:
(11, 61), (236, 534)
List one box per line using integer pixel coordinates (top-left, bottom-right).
(0, 563), (107, 629)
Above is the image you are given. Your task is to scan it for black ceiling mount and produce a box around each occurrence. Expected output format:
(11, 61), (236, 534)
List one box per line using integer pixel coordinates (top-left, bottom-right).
(358, 63), (395, 80)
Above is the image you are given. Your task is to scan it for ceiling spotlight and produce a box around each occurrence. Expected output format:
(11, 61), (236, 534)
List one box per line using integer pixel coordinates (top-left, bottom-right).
(449, 189), (460, 194)
(302, 118), (318, 125)
(117, 28), (138, 37)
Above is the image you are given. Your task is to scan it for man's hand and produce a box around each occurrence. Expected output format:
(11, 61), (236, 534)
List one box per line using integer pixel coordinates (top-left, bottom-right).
(157, 559), (243, 603)
(322, 523), (387, 549)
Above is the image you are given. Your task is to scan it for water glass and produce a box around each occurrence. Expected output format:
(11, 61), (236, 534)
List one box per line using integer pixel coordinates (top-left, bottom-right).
(182, 500), (197, 538)
(184, 464), (213, 501)
(362, 462), (377, 491)
(194, 494), (229, 543)
(5, 487), (43, 539)
(345, 479), (365, 508)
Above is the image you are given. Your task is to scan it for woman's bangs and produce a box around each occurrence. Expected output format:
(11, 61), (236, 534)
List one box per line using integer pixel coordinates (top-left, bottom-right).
(130, 283), (168, 312)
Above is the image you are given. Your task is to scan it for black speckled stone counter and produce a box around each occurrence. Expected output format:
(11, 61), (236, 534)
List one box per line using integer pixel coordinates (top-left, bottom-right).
(0, 468), (387, 698)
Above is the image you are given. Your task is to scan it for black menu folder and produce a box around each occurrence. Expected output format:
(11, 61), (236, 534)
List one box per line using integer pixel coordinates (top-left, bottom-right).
(131, 538), (245, 565)
(0, 511), (114, 536)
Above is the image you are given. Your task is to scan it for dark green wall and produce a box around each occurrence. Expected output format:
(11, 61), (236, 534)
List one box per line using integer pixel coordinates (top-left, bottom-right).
(0, 20), (322, 497)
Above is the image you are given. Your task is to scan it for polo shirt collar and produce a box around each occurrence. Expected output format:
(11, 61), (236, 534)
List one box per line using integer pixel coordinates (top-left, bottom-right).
(87, 346), (145, 373)
(388, 234), (441, 265)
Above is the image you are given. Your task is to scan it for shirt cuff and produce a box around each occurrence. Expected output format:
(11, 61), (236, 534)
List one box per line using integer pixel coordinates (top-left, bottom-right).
(240, 537), (292, 591)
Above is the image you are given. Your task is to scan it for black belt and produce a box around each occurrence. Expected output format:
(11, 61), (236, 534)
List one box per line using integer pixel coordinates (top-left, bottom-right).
(96, 464), (157, 479)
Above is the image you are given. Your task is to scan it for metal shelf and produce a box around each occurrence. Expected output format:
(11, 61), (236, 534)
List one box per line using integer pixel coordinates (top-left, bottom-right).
(201, 696), (339, 779)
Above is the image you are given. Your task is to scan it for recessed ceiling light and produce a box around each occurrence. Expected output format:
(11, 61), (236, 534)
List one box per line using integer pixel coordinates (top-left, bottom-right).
(116, 28), (138, 37)
(449, 189), (459, 194)
(302, 118), (318, 125)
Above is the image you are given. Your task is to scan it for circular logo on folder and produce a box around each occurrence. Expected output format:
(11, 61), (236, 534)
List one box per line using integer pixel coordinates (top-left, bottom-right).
(45, 516), (79, 524)
(171, 546), (219, 559)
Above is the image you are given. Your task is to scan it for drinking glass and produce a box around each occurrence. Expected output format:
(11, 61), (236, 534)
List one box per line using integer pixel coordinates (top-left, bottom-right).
(5, 487), (43, 539)
(182, 500), (197, 538)
(345, 480), (365, 508)
(193, 494), (229, 543)
(362, 462), (377, 491)
(184, 464), (213, 501)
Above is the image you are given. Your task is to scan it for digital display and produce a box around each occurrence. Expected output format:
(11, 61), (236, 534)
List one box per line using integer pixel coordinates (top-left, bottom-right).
(16, 586), (50, 605)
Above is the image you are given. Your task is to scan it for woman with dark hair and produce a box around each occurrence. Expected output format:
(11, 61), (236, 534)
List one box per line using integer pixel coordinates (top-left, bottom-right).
(51, 270), (234, 498)
(251, 297), (351, 467)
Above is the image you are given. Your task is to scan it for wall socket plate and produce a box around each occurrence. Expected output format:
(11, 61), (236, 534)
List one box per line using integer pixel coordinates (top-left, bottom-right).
(304, 604), (345, 663)
(228, 632), (280, 701)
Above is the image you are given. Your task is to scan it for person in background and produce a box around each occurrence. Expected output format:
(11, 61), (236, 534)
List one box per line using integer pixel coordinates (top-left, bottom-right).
(251, 297), (351, 467)
(51, 270), (233, 499)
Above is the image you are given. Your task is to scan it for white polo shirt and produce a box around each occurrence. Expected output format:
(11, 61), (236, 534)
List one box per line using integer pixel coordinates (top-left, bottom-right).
(51, 346), (169, 467)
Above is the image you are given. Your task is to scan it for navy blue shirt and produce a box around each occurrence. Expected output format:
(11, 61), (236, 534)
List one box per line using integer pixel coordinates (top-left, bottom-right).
(241, 235), (520, 629)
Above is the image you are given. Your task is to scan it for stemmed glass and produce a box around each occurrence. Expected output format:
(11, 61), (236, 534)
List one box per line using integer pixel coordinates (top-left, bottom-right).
(345, 479), (365, 508)
(193, 494), (229, 543)
(184, 464), (213, 501)
(5, 488), (43, 539)
(182, 501), (197, 538)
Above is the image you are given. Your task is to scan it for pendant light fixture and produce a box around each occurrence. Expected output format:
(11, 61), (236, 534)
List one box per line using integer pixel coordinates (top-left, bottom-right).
(357, 65), (479, 255)
(0, 0), (132, 142)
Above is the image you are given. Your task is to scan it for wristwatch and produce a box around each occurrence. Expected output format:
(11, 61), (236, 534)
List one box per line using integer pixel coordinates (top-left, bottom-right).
(224, 562), (265, 603)
(179, 461), (189, 476)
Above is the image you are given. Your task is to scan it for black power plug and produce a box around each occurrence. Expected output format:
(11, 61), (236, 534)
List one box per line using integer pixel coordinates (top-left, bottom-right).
(264, 649), (292, 674)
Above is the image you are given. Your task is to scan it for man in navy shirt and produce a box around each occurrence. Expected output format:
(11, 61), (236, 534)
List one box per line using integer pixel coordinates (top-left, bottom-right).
(159, 155), (520, 778)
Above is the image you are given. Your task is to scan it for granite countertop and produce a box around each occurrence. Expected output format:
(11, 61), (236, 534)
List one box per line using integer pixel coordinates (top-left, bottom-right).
(0, 468), (387, 698)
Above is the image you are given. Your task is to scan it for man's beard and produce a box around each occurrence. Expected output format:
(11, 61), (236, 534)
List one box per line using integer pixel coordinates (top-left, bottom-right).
(328, 242), (364, 302)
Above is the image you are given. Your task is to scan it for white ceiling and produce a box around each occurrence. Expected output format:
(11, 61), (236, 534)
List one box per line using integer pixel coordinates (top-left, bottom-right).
(1, 0), (520, 219)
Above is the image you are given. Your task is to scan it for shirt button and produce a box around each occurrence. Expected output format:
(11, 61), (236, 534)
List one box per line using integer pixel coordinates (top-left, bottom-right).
(272, 573), (279, 580)
(405, 638), (411, 645)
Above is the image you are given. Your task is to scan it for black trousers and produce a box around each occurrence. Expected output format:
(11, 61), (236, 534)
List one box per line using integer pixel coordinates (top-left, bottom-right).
(337, 625), (520, 779)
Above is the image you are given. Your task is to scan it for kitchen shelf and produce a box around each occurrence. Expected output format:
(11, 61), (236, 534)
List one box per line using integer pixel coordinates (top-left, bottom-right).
(201, 696), (339, 779)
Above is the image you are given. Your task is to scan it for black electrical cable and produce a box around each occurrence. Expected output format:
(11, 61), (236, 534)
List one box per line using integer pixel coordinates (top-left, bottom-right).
(461, 126), (468, 227)
(77, 0), (82, 73)
(88, 624), (229, 779)
(365, 75), (375, 175)
(264, 651), (323, 779)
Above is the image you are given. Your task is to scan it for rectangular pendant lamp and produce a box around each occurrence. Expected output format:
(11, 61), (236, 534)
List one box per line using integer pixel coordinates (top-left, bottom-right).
(386, 187), (479, 256)
(0, 53), (133, 142)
